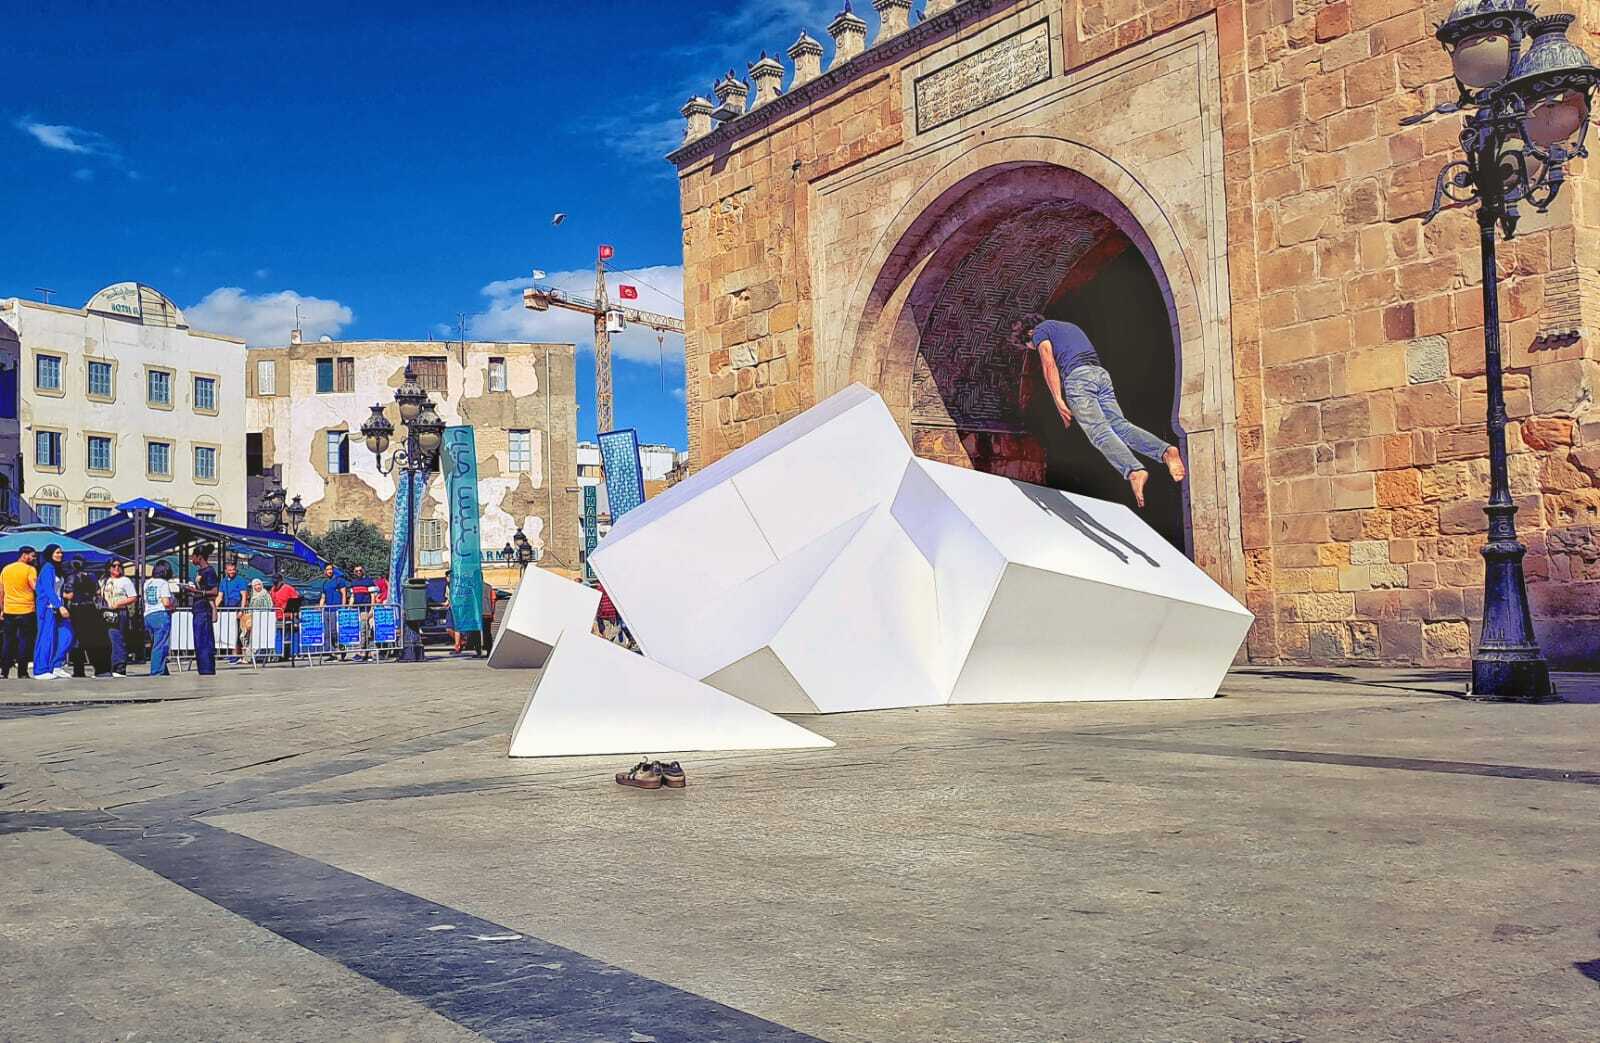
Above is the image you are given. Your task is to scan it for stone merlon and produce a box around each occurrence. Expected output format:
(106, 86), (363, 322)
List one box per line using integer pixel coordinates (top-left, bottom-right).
(788, 31), (824, 87)
(873, 0), (913, 41)
(749, 52), (785, 107)
(681, 96), (714, 142)
(827, 4), (868, 68)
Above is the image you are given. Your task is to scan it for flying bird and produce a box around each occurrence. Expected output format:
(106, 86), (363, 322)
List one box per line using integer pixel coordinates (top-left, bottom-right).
(551, 213), (567, 226)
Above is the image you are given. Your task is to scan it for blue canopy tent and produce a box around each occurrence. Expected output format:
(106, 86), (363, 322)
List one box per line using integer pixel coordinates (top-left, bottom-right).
(68, 499), (326, 580)
(0, 529), (117, 567)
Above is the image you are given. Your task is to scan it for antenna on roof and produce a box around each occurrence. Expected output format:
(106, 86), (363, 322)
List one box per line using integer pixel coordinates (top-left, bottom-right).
(33, 288), (55, 304)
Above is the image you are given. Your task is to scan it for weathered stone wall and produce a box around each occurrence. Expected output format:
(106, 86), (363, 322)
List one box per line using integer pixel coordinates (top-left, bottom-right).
(245, 341), (580, 573)
(671, 0), (1600, 668)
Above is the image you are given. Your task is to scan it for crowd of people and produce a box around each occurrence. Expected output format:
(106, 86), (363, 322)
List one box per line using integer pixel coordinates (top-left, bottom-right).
(0, 544), (408, 679)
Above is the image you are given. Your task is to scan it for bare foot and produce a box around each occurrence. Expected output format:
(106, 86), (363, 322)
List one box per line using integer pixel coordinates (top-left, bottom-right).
(1129, 469), (1149, 508)
(1163, 446), (1186, 483)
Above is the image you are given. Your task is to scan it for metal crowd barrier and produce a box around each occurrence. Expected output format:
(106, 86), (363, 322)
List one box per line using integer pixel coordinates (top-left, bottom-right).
(166, 604), (403, 669)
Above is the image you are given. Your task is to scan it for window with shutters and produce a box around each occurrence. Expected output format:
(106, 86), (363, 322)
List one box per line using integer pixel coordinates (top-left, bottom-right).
(316, 358), (334, 393)
(193, 375), (218, 414)
(256, 359), (277, 396)
(488, 357), (507, 392)
(326, 431), (350, 475)
(86, 434), (114, 475)
(420, 517), (446, 567)
(408, 356), (448, 394)
(147, 367), (174, 408)
(336, 357), (355, 392)
(87, 360), (115, 401)
(509, 429), (532, 472)
(146, 440), (172, 479)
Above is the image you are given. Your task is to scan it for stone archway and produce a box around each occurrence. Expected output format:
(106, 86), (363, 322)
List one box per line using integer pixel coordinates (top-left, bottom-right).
(833, 136), (1243, 589)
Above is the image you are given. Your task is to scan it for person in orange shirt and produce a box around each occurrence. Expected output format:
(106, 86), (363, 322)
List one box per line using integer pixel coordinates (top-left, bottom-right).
(1, 547), (38, 679)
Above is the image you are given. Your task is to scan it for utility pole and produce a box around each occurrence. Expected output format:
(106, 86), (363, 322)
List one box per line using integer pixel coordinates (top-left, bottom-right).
(523, 246), (684, 433)
(34, 288), (55, 305)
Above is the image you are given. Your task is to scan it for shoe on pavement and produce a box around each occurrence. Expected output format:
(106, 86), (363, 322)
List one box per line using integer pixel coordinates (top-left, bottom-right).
(52, 669), (72, 679)
(34, 672), (54, 681)
(615, 760), (663, 790)
(112, 672), (127, 678)
(655, 761), (687, 789)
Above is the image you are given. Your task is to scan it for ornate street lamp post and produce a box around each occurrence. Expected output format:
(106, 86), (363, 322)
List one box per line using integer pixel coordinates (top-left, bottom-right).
(360, 366), (445, 662)
(1406, 1), (1599, 701)
(285, 495), (307, 535)
(257, 485), (286, 532)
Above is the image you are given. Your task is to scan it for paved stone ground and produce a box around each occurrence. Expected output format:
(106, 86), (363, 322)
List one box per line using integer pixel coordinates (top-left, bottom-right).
(2, 659), (1598, 1042)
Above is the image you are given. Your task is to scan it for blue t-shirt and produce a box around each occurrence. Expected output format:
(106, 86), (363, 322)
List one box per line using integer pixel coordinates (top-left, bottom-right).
(195, 566), (219, 617)
(219, 575), (249, 608)
(320, 575), (350, 606)
(1031, 320), (1101, 377)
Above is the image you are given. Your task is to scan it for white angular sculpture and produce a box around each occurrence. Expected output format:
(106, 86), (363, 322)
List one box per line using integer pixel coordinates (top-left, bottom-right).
(899, 458), (1254, 703)
(591, 384), (1253, 711)
(487, 564), (601, 669)
(507, 630), (835, 757)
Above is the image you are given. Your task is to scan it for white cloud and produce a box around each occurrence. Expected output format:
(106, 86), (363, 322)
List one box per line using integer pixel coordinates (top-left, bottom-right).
(16, 119), (120, 157)
(468, 265), (686, 366)
(185, 288), (354, 346)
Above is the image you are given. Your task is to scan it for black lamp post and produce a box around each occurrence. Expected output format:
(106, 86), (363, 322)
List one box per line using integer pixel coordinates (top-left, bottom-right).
(1406, 1), (1599, 701)
(360, 366), (445, 662)
(285, 494), (307, 535)
(257, 485), (286, 532)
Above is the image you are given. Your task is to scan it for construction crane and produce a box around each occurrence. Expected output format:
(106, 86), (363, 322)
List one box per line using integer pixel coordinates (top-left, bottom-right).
(522, 248), (685, 433)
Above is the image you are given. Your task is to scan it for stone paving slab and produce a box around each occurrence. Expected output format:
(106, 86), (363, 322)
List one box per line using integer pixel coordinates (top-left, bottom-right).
(2, 661), (1598, 1041)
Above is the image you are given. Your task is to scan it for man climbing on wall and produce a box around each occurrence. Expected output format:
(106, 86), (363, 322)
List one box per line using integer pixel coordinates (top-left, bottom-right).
(1011, 312), (1185, 508)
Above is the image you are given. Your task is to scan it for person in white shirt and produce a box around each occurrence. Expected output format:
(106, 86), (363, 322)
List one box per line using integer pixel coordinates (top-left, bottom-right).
(101, 561), (138, 678)
(142, 561), (176, 676)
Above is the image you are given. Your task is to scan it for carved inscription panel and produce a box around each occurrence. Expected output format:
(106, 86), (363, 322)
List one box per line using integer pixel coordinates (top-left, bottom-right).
(913, 20), (1052, 134)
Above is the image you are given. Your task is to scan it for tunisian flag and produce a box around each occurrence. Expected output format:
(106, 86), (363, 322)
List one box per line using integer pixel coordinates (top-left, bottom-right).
(617, 285), (639, 300)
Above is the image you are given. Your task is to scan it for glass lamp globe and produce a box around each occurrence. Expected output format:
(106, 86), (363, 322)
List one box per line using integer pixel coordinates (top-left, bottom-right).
(1524, 89), (1589, 147)
(1451, 32), (1513, 88)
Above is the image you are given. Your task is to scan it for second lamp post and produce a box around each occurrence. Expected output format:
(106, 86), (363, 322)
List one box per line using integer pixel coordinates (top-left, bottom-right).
(360, 366), (446, 662)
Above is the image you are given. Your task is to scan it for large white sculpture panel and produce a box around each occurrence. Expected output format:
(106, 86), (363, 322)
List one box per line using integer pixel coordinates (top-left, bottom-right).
(591, 384), (1253, 714)
(507, 630), (834, 757)
(487, 564), (600, 670)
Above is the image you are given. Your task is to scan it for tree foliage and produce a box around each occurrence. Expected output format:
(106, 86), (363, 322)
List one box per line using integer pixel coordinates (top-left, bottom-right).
(284, 520), (391, 582)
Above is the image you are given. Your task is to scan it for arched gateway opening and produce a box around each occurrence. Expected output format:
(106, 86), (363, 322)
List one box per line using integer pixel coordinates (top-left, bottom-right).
(851, 162), (1189, 553)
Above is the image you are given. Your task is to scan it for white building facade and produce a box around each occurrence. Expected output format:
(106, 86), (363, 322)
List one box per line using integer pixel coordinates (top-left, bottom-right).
(0, 284), (247, 530)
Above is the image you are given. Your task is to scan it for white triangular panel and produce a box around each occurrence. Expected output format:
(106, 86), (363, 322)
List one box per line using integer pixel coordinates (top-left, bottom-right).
(507, 631), (834, 757)
(487, 565), (600, 670)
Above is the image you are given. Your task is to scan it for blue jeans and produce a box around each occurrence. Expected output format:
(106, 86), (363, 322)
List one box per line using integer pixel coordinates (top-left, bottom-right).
(1062, 365), (1174, 479)
(146, 612), (171, 676)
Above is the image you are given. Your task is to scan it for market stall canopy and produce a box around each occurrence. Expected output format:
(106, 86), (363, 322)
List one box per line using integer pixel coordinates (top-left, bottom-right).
(69, 499), (327, 570)
(0, 529), (117, 567)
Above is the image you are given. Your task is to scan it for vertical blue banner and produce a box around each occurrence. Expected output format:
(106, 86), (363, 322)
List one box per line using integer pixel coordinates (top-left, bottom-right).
(442, 425), (484, 633)
(389, 470), (423, 606)
(598, 428), (645, 521)
(582, 485), (599, 581)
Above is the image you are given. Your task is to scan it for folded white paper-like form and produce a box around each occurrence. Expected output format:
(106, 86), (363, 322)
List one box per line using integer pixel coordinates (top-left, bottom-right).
(487, 563), (601, 670)
(591, 383), (1253, 711)
(508, 630), (834, 758)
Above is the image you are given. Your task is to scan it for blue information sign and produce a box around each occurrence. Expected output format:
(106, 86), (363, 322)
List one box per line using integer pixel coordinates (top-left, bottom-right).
(598, 428), (646, 521)
(373, 605), (399, 644)
(299, 607), (325, 650)
(336, 607), (361, 646)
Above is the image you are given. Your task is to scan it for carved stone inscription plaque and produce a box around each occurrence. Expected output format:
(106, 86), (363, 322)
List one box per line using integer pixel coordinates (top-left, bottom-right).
(914, 20), (1052, 134)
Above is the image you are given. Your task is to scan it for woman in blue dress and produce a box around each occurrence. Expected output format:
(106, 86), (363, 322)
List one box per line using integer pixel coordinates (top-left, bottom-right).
(32, 544), (74, 679)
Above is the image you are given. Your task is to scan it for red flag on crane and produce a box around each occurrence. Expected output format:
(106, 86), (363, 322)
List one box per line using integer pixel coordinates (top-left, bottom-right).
(618, 285), (639, 300)
(598, 244), (615, 260)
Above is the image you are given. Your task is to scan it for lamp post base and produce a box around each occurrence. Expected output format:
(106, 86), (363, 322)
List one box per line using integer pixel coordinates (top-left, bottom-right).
(1467, 654), (1556, 702)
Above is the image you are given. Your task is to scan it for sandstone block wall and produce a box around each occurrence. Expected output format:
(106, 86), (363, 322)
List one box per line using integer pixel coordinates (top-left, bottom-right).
(670, 0), (1600, 668)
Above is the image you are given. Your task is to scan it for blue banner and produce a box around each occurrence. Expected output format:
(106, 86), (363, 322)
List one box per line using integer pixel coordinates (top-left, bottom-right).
(599, 428), (646, 521)
(389, 471), (423, 606)
(373, 605), (399, 644)
(336, 607), (362, 646)
(442, 425), (484, 633)
(582, 484), (598, 581)
(299, 607), (326, 650)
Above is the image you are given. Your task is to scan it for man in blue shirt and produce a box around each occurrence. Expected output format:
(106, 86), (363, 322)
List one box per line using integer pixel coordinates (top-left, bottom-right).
(189, 546), (220, 676)
(319, 563), (350, 607)
(1012, 312), (1185, 508)
(219, 561), (249, 662)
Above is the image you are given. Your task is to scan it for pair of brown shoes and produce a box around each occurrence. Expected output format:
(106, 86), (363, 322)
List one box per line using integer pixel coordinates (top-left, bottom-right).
(615, 759), (687, 790)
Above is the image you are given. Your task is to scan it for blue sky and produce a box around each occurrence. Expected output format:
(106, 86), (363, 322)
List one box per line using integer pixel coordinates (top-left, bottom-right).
(4, 0), (871, 448)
